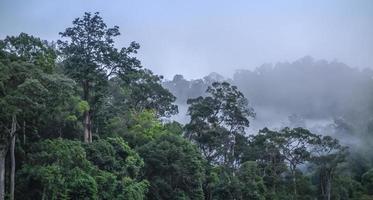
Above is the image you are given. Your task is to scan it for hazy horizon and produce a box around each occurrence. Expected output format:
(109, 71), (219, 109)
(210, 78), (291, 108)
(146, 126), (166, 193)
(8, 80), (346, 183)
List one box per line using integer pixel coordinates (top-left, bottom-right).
(1, 0), (373, 79)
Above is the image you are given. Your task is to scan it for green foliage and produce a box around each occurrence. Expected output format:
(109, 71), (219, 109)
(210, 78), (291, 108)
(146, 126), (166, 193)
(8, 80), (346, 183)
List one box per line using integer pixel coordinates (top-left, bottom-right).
(1, 32), (56, 73)
(163, 121), (184, 135)
(106, 110), (175, 148)
(58, 12), (141, 83)
(309, 135), (349, 200)
(331, 175), (364, 200)
(67, 168), (98, 200)
(294, 172), (316, 200)
(204, 163), (266, 200)
(362, 168), (373, 195)
(212, 169), (242, 200)
(118, 177), (149, 200)
(0, 59), (48, 144)
(85, 137), (144, 178)
(37, 73), (84, 139)
(238, 161), (266, 200)
(249, 127), (319, 198)
(94, 170), (117, 200)
(139, 134), (204, 200)
(110, 69), (178, 117)
(129, 110), (165, 139)
(248, 128), (288, 194)
(16, 138), (148, 200)
(0, 33), (83, 142)
(84, 137), (149, 200)
(16, 139), (94, 199)
(77, 100), (90, 114)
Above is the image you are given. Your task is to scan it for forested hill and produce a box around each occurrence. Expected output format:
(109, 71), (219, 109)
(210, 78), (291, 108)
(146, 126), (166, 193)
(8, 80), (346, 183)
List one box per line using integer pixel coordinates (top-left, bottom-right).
(164, 58), (373, 134)
(165, 57), (373, 119)
(1, 12), (373, 200)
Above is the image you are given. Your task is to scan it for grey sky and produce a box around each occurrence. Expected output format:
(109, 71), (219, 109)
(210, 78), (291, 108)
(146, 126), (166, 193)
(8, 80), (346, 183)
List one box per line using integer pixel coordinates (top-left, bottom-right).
(1, 0), (372, 79)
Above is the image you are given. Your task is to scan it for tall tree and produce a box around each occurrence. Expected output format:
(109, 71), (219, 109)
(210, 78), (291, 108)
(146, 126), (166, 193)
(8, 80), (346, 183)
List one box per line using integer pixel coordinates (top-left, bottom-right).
(310, 135), (348, 200)
(185, 82), (255, 170)
(278, 127), (317, 199)
(248, 128), (288, 197)
(58, 12), (141, 142)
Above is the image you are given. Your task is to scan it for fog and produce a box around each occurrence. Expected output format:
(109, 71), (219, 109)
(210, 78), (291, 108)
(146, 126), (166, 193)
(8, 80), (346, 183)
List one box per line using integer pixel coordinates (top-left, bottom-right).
(163, 57), (373, 151)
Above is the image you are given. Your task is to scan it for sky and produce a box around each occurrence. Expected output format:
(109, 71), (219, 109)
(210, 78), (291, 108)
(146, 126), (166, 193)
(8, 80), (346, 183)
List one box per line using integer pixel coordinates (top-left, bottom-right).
(1, 0), (372, 79)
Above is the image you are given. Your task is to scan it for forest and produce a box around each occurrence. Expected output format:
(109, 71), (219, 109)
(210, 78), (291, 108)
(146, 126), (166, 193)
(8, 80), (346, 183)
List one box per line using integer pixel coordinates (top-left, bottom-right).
(0, 12), (373, 200)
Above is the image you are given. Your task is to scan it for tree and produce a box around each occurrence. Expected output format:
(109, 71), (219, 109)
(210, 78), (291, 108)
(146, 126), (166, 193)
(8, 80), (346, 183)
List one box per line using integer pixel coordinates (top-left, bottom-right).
(1, 33), (56, 73)
(331, 175), (363, 200)
(310, 135), (348, 200)
(102, 110), (168, 148)
(84, 137), (144, 178)
(84, 137), (149, 200)
(279, 127), (318, 199)
(238, 161), (266, 200)
(138, 134), (204, 200)
(210, 167), (242, 200)
(362, 168), (373, 195)
(185, 82), (255, 170)
(58, 12), (142, 143)
(112, 69), (178, 117)
(163, 74), (191, 104)
(93, 68), (178, 140)
(248, 128), (288, 197)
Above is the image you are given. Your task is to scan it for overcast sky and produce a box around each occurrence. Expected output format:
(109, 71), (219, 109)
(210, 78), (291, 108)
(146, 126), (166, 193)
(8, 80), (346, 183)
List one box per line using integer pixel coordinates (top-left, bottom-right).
(1, 0), (372, 79)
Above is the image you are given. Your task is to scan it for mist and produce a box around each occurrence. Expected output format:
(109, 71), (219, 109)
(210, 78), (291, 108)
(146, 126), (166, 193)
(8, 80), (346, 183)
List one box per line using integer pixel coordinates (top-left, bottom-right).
(163, 56), (373, 151)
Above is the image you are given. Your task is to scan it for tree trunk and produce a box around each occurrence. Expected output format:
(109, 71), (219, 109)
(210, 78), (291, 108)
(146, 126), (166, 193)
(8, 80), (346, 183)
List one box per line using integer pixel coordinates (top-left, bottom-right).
(41, 187), (46, 200)
(0, 115), (17, 200)
(326, 173), (331, 200)
(0, 150), (6, 200)
(22, 121), (26, 145)
(88, 113), (92, 143)
(9, 115), (17, 200)
(320, 171), (326, 200)
(290, 165), (297, 200)
(232, 134), (235, 167)
(319, 168), (331, 200)
(10, 134), (15, 200)
(84, 110), (90, 143)
(83, 81), (92, 143)
(293, 176), (297, 200)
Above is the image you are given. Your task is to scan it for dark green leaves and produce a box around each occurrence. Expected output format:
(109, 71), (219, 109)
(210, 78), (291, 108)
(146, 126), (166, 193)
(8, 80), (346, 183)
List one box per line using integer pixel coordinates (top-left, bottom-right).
(139, 134), (204, 200)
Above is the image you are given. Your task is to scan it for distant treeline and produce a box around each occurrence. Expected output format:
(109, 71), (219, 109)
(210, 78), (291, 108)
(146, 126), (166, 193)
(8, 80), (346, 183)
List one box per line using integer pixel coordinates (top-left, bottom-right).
(165, 57), (373, 119)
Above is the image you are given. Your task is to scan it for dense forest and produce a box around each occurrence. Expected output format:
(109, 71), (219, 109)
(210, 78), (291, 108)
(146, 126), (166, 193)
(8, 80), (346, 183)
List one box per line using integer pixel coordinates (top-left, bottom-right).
(1, 12), (373, 200)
